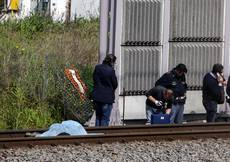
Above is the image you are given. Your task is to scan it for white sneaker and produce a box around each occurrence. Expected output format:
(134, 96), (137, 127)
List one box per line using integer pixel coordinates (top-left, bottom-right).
(145, 122), (151, 125)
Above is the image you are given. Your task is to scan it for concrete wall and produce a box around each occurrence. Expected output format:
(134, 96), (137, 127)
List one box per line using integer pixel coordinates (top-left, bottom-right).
(118, 91), (205, 120)
(71, 0), (99, 19)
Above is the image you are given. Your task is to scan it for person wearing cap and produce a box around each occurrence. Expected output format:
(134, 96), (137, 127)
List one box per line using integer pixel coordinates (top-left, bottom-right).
(92, 54), (118, 126)
(202, 63), (226, 122)
(155, 63), (188, 124)
(145, 86), (173, 124)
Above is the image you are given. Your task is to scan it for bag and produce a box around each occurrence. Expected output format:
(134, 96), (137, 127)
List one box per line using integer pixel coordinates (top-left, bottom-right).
(151, 114), (170, 124)
(226, 96), (230, 104)
(218, 86), (225, 104)
(218, 99), (230, 114)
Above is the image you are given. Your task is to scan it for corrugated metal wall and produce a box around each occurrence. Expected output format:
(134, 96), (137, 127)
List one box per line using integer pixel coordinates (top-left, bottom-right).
(169, 0), (225, 90)
(120, 0), (225, 95)
(170, 0), (224, 41)
(169, 43), (223, 89)
(121, 0), (163, 95)
(122, 0), (163, 45)
(121, 47), (161, 94)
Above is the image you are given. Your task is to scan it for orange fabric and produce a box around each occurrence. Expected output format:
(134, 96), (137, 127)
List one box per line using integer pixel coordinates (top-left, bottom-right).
(64, 68), (87, 101)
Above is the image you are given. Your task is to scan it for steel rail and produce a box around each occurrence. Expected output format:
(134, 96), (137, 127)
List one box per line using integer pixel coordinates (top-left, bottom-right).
(0, 129), (230, 148)
(0, 122), (230, 138)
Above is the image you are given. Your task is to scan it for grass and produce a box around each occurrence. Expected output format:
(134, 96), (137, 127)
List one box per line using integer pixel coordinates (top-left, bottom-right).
(0, 14), (99, 129)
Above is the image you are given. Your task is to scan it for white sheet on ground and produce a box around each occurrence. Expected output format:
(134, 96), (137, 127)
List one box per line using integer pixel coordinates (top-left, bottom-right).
(36, 120), (87, 137)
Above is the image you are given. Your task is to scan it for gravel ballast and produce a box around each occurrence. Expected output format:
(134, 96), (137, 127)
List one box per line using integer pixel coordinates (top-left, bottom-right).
(0, 138), (230, 161)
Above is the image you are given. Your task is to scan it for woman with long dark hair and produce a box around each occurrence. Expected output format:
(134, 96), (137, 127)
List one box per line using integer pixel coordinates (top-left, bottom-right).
(92, 54), (118, 126)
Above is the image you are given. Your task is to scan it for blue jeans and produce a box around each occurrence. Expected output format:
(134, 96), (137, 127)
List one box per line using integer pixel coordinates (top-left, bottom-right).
(94, 101), (112, 126)
(170, 104), (184, 124)
(146, 104), (162, 123)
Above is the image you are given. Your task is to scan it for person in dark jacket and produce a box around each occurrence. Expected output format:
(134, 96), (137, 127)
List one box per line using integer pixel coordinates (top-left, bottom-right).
(155, 63), (188, 124)
(92, 54), (118, 126)
(145, 86), (173, 124)
(226, 76), (230, 104)
(202, 63), (226, 122)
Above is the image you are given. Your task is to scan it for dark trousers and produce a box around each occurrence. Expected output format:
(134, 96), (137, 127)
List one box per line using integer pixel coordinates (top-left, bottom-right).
(203, 100), (217, 123)
(93, 101), (112, 126)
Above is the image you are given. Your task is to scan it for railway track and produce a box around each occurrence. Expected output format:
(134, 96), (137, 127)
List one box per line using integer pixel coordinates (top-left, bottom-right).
(0, 122), (230, 148)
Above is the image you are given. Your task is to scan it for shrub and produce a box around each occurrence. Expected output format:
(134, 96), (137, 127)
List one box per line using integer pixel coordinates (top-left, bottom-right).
(0, 16), (98, 129)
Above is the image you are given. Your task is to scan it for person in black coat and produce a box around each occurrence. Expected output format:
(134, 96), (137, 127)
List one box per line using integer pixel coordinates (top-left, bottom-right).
(155, 63), (188, 124)
(92, 54), (118, 126)
(202, 63), (226, 122)
(226, 76), (230, 102)
(145, 86), (173, 124)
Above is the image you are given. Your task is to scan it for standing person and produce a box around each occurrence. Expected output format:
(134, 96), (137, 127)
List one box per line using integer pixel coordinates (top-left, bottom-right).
(202, 63), (226, 122)
(92, 54), (118, 126)
(155, 63), (188, 124)
(226, 76), (230, 104)
(145, 86), (173, 124)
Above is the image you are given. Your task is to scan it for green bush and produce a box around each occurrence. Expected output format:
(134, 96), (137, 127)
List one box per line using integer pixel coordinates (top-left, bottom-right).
(0, 16), (98, 129)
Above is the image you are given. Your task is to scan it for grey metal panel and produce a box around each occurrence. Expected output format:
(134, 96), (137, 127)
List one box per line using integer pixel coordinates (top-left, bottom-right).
(169, 42), (223, 88)
(121, 46), (161, 94)
(170, 0), (224, 40)
(122, 0), (163, 44)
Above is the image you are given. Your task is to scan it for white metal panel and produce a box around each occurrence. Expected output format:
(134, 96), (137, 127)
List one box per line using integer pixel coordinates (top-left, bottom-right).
(122, 0), (163, 45)
(71, 0), (99, 19)
(119, 96), (146, 119)
(50, 0), (67, 21)
(184, 91), (203, 114)
(99, 0), (109, 63)
(170, 0), (225, 40)
(224, 0), (230, 77)
(161, 0), (171, 75)
(169, 42), (223, 89)
(121, 46), (161, 94)
(20, 0), (31, 17)
(30, 0), (37, 11)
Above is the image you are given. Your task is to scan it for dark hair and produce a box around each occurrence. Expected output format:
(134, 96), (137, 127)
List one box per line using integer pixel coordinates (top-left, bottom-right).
(103, 54), (117, 66)
(212, 63), (223, 74)
(175, 63), (187, 73)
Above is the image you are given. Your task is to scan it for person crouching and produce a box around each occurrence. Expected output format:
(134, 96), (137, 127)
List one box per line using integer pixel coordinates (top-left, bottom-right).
(145, 86), (173, 124)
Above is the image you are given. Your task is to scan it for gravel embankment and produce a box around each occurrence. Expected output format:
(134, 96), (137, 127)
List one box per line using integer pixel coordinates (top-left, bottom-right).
(0, 138), (230, 162)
